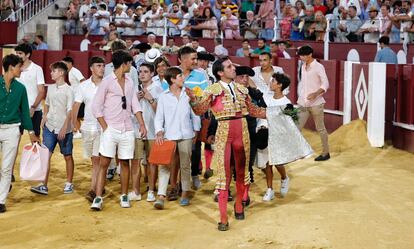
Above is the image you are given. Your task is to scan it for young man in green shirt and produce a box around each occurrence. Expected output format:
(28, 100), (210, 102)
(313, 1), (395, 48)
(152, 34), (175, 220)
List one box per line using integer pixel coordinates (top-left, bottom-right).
(0, 54), (39, 213)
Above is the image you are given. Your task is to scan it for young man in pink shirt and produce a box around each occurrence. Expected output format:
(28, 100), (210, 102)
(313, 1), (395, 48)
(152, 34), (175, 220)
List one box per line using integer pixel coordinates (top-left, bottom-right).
(91, 50), (147, 210)
(297, 45), (330, 161)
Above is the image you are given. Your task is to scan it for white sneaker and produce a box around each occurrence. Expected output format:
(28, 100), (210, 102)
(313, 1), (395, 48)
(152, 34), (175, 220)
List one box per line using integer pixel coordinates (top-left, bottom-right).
(263, 188), (275, 202)
(63, 182), (74, 194)
(192, 176), (201, 190)
(91, 196), (103, 211)
(280, 176), (290, 197)
(128, 191), (142, 201)
(146, 190), (156, 202)
(73, 131), (82, 139)
(120, 194), (131, 208)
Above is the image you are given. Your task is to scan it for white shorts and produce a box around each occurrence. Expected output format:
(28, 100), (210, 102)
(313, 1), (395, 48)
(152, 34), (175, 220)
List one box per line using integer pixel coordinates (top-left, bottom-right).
(99, 126), (135, 160)
(81, 130), (101, 158)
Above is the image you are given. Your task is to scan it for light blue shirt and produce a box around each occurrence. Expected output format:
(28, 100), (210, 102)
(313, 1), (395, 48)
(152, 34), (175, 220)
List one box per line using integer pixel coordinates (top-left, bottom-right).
(374, 47), (398, 64)
(161, 68), (208, 91)
(154, 88), (201, 140)
(37, 42), (48, 50)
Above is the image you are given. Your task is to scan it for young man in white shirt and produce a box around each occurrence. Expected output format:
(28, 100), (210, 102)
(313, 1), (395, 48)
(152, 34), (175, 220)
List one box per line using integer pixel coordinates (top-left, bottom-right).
(15, 43), (45, 138)
(63, 56), (86, 139)
(129, 63), (163, 202)
(31, 62), (75, 196)
(72, 56), (105, 202)
(153, 67), (200, 209)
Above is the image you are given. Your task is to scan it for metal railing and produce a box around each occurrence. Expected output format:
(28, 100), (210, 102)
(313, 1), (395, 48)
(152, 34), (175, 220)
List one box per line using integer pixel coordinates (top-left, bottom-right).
(4, 0), (55, 26)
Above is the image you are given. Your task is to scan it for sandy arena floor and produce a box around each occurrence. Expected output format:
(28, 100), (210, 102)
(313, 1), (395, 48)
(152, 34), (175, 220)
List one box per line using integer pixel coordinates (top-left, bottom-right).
(0, 120), (413, 249)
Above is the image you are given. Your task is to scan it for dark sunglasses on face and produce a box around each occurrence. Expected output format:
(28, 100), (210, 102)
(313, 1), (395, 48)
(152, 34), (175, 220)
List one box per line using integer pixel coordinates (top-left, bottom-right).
(121, 96), (126, 110)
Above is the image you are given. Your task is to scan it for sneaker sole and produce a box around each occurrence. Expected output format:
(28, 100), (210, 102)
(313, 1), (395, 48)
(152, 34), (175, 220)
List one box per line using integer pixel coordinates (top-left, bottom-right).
(146, 198), (156, 202)
(90, 206), (102, 211)
(120, 204), (131, 208)
(30, 189), (48, 195)
(64, 191), (74, 194)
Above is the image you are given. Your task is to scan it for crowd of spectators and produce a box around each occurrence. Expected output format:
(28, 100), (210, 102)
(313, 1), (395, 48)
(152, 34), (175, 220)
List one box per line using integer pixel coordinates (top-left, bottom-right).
(61, 0), (414, 44)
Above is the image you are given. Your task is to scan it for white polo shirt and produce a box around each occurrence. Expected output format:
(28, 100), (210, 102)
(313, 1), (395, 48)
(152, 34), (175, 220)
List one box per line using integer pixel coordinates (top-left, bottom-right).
(74, 78), (101, 132)
(17, 61), (45, 111)
(68, 66), (85, 91)
(132, 82), (163, 139)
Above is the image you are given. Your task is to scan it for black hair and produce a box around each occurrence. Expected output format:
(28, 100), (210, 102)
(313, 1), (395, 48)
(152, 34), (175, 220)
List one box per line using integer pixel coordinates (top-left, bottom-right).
(50, 61), (68, 74)
(192, 38), (199, 42)
(348, 5), (357, 11)
(297, 45), (313, 56)
(258, 38), (267, 43)
(181, 5), (188, 13)
(62, 56), (74, 64)
(36, 35), (44, 41)
(111, 40), (127, 52)
(112, 50), (133, 69)
(2, 54), (23, 72)
(139, 62), (155, 73)
(260, 52), (272, 59)
(154, 56), (170, 75)
(381, 4), (391, 11)
(242, 39), (249, 43)
(378, 36), (390, 45)
(99, 3), (107, 10)
(89, 56), (105, 67)
(272, 72), (291, 91)
(14, 43), (32, 57)
(212, 56), (230, 81)
(165, 67), (182, 85)
(178, 46), (197, 59)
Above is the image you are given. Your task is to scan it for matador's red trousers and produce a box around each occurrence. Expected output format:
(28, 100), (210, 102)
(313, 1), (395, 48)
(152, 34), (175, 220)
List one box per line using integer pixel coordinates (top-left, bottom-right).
(218, 117), (248, 224)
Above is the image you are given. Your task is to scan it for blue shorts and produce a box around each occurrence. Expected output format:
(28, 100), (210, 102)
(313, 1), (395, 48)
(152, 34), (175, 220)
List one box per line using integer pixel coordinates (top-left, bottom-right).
(259, 29), (275, 41)
(43, 126), (73, 156)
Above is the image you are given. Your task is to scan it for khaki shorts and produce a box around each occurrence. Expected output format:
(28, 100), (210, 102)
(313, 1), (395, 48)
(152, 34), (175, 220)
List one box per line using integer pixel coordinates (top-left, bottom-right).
(81, 130), (101, 158)
(133, 139), (154, 160)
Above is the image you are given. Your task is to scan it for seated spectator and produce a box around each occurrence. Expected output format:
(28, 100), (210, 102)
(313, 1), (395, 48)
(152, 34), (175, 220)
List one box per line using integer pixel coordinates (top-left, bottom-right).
(310, 10), (327, 41)
(0, 0), (14, 21)
(295, 0), (306, 16)
(162, 37), (180, 54)
(280, 5), (293, 40)
(191, 38), (206, 52)
(360, 0), (376, 21)
(379, 5), (392, 37)
(65, 1), (79, 34)
(153, 6), (166, 36)
(178, 5), (191, 36)
(34, 35), (49, 50)
(114, 4), (129, 34)
(198, 0), (211, 14)
(257, 0), (275, 41)
(213, 38), (229, 58)
(79, 0), (92, 29)
(334, 6), (349, 42)
(86, 6), (100, 35)
(358, 7), (380, 43)
(290, 7), (304, 40)
(142, 3), (160, 35)
(221, 7), (241, 39)
(19, 35), (37, 51)
(344, 6), (363, 42)
(340, 0), (361, 16)
(374, 36), (398, 64)
(120, 8), (136, 35)
(251, 38), (271, 57)
(180, 34), (191, 47)
(395, 1), (412, 43)
(96, 3), (110, 35)
(189, 8), (203, 37)
(240, 0), (255, 20)
(389, 7), (401, 43)
(192, 7), (218, 38)
(241, 10), (259, 40)
(326, 0), (336, 15)
(314, 0), (328, 15)
(92, 22), (116, 47)
(236, 39), (254, 57)
(134, 6), (145, 35)
(303, 6), (316, 40)
(166, 3), (182, 36)
(147, 33), (162, 49)
(218, 0), (239, 17)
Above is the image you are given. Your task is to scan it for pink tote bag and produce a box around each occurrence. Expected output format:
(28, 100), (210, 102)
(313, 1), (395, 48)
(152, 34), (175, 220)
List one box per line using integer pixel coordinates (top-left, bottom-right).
(19, 143), (49, 181)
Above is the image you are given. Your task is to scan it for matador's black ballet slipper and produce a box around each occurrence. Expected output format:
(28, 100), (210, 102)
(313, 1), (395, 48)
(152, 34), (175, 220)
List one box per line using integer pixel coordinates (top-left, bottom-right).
(218, 222), (229, 231)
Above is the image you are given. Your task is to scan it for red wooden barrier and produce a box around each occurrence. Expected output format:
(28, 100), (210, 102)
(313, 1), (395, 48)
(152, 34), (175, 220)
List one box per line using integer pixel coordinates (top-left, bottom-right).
(229, 56), (250, 66)
(319, 60), (340, 111)
(164, 53), (178, 66)
(44, 50), (68, 84)
(277, 57), (297, 103)
(0, 49), (2, 74)
(0, 22), (18, 45)
(31, 50), (45, 69)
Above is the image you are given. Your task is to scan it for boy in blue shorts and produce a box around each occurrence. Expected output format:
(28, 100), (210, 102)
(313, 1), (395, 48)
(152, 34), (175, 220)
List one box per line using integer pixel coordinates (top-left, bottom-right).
(31, 61), (75, 195)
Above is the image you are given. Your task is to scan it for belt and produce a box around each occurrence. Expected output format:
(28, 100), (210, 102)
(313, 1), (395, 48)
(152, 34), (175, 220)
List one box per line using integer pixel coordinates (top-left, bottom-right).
(0, 123), (21, 129)
(217, 116), (246, 121)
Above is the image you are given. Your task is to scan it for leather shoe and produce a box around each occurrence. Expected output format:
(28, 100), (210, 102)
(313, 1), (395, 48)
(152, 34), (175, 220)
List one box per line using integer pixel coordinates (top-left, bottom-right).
(234, 203), (245, 220)
(0, 204), (6, 213)
(242, 197), (250, 207)
(314, 153), (330, 161)
(218, 222), (229, 231)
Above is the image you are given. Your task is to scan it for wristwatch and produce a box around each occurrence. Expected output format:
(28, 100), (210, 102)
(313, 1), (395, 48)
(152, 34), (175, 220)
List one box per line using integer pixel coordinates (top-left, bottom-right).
(148, 98), (156, 104)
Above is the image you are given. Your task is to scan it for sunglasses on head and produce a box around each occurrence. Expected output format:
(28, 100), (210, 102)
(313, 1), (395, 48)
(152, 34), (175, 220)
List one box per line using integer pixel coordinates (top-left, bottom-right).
(121, 96), (126, 110)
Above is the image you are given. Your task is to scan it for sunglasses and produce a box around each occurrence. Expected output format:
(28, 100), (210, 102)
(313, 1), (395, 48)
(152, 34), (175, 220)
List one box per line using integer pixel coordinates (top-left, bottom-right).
(121, 96), (126, 110)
